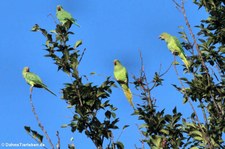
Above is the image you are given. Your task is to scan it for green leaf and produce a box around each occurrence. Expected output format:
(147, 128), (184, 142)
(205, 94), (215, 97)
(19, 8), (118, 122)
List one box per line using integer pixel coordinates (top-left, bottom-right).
(96, 91), (106, 98)
(173, 61), (179, 65)
(70, 137), (74, 141)
(122, 125), (129, 130)
(24, 126), (31, 133)
(160, 129), (169, 135)
(193, 136), (203, 141)
(31, 24), (39, 31)
(61, 124), (68, 128)
(172, 107), (177, 113)
(189, 130), (202, 137)
(86, 99), (95, 106)
(24, 126), (43, 143)
(67, 105), (73, 108)
(90, 72), (96, 75)
(115, 141), (124, 149)
(219, 47), (225, 53)
(151, 135), (162, 148)
(68, 144), (75, 149)
(74, 40), (82, 48)
(190, 147), (199, 149)
(139, 124), (148, 129)
(111, 112), (116, 118)
(105, 110), (111, 119)
(183, 97), (188, 104)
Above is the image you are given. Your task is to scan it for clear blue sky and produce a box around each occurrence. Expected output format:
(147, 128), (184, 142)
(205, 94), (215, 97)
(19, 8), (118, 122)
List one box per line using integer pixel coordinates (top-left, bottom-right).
(0, 0), (208, 148)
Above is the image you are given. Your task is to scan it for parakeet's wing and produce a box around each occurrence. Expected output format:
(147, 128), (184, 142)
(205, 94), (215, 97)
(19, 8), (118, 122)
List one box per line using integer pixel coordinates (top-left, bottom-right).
(27, 72), (57, 96)
(114, 62), (133, 107)
(57, 11), (66, 24)
(114, 67), (128, 86)
(167, 36), (183, 55)
(173, 36), (185, 53)
(172, 36), (190, 69)
(25, 72), (46, 88)
(57, 11), (73, 22)
(56, 7), (79, 26)
(160, 33), (190, 69)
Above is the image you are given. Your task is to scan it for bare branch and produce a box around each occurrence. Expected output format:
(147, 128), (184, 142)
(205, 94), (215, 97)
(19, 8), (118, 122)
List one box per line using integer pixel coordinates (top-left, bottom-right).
(47, 13), (58, 25)
(78, 48), (87, 64)
(56, 131), (60, 149)
(29, 92), (55, 149)
(174, 0), (209, 74)
(138, 49), (153, 108)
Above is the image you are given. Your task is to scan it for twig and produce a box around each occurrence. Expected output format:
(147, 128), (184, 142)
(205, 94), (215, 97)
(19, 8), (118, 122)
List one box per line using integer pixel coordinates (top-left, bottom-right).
(138, 49), (153, 108)
(137, 49), (172, 109)
(209, 66), (222, 114)
(199, 100), (208, 124)
(179, 26), (195, 55)
(159, 62), (173, 78)
(29, 91), (55, 149)
(56, 131), (60, 149)
(47, 13), (58, 25)
(78, 48), (87, 64)
(108, 133), (115, 149)
(147, 62), (173, 94)
(173, 0), (209, 73)
(135, 124), (145, 149)
(181, 0), (209, 74)
(76, 88), (83, 106)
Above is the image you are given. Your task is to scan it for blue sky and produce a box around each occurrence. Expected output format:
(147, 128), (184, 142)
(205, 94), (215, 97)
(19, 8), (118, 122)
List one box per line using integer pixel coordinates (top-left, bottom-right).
(0, 0), (208, 148)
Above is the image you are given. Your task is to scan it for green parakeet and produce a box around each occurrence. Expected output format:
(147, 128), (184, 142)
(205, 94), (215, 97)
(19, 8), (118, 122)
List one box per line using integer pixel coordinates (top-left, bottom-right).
(22, 67), (56, 96)
(114, 59), (134, 107)
(56, 5), (79, 27)
(159, 32), (190, 69)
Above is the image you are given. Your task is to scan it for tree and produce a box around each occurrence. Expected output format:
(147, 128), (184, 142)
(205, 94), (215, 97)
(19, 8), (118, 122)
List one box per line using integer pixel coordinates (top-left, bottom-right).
(24, 0), (225, 148)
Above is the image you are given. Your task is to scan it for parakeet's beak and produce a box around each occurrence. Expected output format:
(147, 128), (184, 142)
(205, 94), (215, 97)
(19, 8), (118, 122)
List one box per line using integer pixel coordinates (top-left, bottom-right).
(24, 67), (30, 72)
(114, 60), (117, 65)
(159, 35), (163, 40)
(57, 6), (61, 11)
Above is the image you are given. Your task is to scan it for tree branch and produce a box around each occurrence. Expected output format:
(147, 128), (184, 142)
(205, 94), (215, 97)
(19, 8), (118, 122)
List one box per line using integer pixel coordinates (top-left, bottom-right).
(29, 91), (55, 149)
(56, 131), (60, 149)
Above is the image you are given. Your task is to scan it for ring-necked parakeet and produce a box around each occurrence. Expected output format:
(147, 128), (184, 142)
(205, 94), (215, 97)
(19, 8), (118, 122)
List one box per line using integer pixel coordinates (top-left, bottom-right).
(114, 59), (133, 107)
(22, 67), (56, 96)
(159, 32), (190, 69)
(56, 5), (79, 27)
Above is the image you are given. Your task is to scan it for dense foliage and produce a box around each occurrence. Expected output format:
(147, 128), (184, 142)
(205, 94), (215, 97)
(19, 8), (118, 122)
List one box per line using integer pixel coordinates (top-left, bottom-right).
(25, 0), (225, 148)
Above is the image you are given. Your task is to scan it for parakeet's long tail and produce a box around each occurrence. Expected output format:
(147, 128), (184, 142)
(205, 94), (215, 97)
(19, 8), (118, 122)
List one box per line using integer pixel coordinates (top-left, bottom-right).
(179, 53), (190, 69)
(44, 87), (57, 96)
(122, 87), (134, 107)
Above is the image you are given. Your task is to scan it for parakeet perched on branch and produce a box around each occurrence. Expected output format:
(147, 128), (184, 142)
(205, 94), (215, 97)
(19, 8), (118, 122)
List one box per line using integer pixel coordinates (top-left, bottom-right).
(56, 5), (79, 27)
(22, 67), (56, 96)
(159, 32), (190, 69)
(113, 59), (133, 107)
